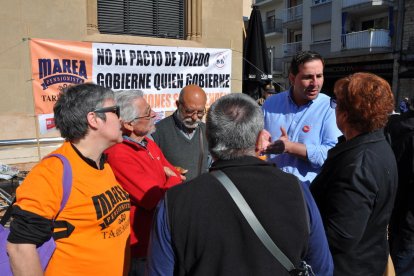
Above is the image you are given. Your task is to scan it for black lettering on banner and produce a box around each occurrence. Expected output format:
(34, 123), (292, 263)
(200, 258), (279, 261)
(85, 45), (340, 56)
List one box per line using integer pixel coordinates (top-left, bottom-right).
(115, 49), (128, 66)
(96, 49), (113, 65)
(130, 50), (164, 66)
(181, 52), (210, 67)
(177, 52), (184, 66)
(129, 50), (136, 65)
(97, 73), (151, 89)
(164, 51), (177, 66)
(153, 73), (184, 90)
(185, 73), (230, 88)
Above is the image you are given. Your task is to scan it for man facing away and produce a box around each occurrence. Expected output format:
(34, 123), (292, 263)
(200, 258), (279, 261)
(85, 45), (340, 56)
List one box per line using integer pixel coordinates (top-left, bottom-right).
(105, 90), (183, 276)
(152, 84), (209, 181)
(386, 101), (414, 275)
(147, 93), (333, 276)
(262, 51), (341, 184)
(7, 83), (130, 275)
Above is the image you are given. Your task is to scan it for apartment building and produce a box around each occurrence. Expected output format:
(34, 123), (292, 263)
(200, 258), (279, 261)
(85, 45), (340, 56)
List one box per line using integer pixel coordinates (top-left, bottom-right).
(255, 0), (414, 101)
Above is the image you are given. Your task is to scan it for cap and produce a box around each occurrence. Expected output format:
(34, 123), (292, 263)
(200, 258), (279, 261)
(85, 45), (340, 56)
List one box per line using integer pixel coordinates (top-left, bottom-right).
(264, 84), (276, 94)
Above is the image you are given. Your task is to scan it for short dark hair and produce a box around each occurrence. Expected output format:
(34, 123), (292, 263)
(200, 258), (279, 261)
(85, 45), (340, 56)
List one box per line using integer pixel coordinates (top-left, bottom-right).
(54, 83), (114, 141)
(289, 51), (325, 75)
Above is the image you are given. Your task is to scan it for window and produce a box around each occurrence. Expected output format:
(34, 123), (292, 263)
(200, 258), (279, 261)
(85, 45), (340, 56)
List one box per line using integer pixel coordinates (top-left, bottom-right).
(312, 22), (331, 43)
(97, 0), (185, 39)
(361, 17), (388, 30)
(266, 10), (276, 32)
(288, 30), (302, 43)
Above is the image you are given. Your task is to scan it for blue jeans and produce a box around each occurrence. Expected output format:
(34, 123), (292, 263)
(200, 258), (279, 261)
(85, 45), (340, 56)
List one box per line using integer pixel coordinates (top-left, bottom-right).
(391, 248), (414, 276)
(129, 257), (147, 276)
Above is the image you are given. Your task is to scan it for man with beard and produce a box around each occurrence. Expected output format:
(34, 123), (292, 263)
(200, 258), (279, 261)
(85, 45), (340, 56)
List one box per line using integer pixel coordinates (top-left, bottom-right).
(105, 90), (183, 276)
(262, 51), (341, 184)
(152, 85), (209, 181)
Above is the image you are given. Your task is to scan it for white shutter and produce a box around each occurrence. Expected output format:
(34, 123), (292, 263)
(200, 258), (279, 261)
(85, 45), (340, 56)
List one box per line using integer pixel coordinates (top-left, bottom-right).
(312, 22), (331, 42)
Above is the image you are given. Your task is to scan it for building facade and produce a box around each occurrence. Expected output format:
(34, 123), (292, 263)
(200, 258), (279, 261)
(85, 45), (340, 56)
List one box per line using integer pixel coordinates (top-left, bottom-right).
(0, 0), (244, 167)
(256, 0), (414, 101)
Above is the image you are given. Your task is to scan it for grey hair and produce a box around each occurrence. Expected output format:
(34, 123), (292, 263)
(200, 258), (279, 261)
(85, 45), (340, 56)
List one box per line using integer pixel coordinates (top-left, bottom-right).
(206, 93), (264, 160)
(114, 90), (144, 122)
(54, 83), (114, 141)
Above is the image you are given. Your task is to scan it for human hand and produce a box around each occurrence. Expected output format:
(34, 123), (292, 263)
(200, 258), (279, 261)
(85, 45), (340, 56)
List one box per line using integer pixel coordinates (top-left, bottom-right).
(164, 166), (177, 178)
(256, 130), (272, 155)
(174, 166), (188, 181)
(263, 140), (285, 154)
(279, 127), (289, 142)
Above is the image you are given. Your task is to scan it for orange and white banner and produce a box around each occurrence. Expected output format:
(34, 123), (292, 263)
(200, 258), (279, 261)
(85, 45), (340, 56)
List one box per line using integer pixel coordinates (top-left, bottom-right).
(30, 38), (232, 133)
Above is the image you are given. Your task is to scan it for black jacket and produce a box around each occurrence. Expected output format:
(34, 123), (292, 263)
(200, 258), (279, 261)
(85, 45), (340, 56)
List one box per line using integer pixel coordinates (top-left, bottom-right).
(311, 130), (398, 276)
(166, 156), (309, 276)
(386, 111), (414, 251)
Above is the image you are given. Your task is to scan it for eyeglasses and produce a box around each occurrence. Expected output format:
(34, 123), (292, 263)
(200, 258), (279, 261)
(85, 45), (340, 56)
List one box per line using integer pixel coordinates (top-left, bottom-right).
(93, 105), (120, 118)
(330, 98), (337, 109)
(180, 103), (206, 117)
(129, 109), (153, 123)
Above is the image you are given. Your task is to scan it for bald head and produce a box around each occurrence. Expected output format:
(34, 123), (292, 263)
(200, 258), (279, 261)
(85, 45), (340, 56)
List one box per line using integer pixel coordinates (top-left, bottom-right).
(176, 85), (207, 131)
(178, 85), (207, 106)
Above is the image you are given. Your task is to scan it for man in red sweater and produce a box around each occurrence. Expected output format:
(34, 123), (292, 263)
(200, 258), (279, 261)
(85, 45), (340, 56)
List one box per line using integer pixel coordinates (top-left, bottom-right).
(105, 90), (183, 276)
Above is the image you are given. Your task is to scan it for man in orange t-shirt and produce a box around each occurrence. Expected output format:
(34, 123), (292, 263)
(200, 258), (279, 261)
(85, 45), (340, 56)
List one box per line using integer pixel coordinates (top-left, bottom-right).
(7, 83), (130, 275)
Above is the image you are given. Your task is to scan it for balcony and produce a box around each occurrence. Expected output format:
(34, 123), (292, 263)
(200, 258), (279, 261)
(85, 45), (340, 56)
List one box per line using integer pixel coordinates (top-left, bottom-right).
(264, 19), (283, 35)
(283, 41), (302, 56)
(342, 29), (391, 51)
(282, 4), (303, 29)
(312, 0), (332, 6)
(342, 0), (394, 14)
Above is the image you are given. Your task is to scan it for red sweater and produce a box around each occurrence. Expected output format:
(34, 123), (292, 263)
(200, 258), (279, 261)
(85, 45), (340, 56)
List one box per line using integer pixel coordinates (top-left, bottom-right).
(105, 137), (182, 257)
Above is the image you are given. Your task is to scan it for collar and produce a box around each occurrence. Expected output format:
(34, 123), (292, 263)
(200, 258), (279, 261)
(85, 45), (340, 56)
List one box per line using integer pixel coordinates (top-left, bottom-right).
(328, 130), (386, 159)
(172, 110), (200, 133)
(287, 87), (314, 107)
(70, 143), (106, 170)
(209, 155), (276, 171)
(123, 135), (148, 148)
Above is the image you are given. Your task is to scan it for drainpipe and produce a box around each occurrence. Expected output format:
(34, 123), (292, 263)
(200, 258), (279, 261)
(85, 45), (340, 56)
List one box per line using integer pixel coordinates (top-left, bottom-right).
(392, 0), (405, 105)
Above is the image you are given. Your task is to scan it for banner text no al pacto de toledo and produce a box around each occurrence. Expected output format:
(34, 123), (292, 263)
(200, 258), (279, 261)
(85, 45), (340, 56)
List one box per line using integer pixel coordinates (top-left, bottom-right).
(30, 39), (232, 115)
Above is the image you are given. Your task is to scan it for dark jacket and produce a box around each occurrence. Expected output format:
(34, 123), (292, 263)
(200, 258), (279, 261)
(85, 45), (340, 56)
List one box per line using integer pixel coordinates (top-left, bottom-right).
(167, 156), (310, 275)
(386, 111), (414, 251)
(152, 112), (209, 181)
(311, 130), (398, 276)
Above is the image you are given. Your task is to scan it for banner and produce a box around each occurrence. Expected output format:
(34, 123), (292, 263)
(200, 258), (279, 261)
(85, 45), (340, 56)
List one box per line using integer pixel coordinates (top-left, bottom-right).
(30, 38), (232, 116)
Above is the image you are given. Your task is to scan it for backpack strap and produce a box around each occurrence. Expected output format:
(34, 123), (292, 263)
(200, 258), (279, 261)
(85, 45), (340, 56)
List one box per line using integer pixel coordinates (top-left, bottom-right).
(211, 170), (297, 272)
(42, 154), (72, 218)
(42, 154), (74, 240)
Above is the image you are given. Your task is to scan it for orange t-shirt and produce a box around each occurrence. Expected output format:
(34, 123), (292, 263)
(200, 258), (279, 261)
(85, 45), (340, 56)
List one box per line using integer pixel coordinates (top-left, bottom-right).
(15, 142), (130, 275)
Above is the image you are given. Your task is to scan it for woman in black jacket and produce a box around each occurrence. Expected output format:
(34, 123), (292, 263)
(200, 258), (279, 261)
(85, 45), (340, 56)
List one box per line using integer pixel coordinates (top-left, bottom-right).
(310, 72), (398, 276)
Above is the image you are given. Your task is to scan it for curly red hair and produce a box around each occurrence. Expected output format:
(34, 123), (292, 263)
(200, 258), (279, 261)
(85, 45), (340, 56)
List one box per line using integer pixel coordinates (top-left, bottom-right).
(334, 72), (394, 132)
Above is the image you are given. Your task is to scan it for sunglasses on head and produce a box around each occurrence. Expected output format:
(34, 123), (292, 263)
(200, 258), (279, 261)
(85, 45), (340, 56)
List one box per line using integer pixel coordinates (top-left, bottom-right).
(93, 105), (120, 118)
